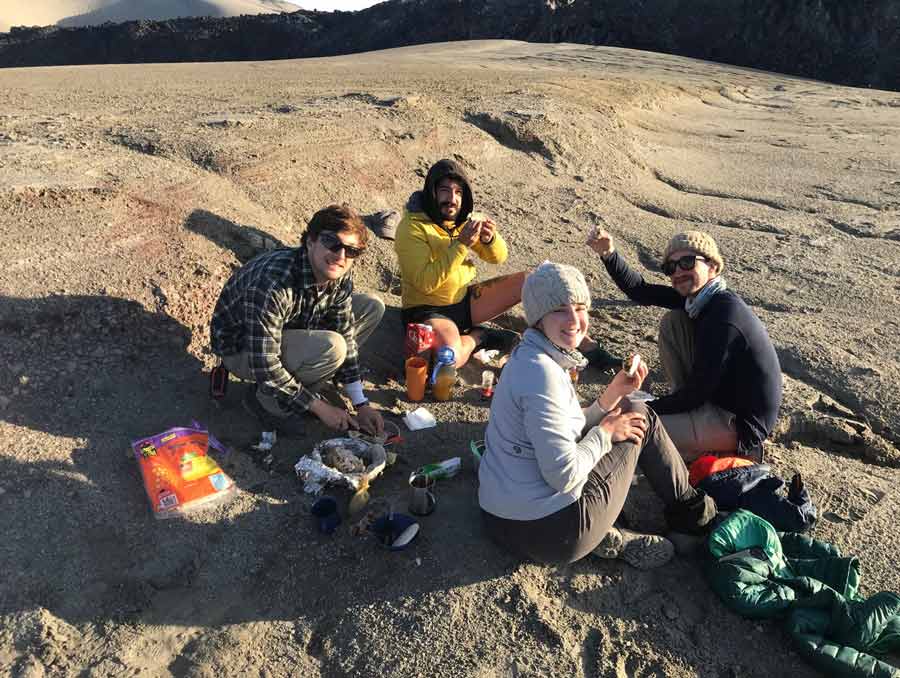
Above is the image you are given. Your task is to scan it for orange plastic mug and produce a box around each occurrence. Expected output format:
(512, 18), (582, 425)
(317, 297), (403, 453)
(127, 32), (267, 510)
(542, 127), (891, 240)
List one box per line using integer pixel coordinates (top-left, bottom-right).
(405, 357), (428, 401)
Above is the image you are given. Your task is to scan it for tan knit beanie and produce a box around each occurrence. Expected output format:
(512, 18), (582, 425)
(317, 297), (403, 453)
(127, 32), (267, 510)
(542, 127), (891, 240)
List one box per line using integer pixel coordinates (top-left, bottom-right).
(663, 231), (725, 273)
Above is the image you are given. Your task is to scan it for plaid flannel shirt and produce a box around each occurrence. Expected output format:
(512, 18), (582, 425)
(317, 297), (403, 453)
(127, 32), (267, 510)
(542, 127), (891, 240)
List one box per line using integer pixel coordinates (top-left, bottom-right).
(210, 247), (359, 413)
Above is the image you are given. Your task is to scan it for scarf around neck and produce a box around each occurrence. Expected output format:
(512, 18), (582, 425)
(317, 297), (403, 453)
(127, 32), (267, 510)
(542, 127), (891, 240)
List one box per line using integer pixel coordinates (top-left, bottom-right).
(522, 328), (589, 372)
(685, 276), (727, 319)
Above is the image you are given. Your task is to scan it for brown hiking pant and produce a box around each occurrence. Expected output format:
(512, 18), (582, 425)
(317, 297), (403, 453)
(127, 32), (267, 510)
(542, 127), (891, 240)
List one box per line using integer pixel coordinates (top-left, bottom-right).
(482, 401), (697, 564)
(657, 310), (738, 462)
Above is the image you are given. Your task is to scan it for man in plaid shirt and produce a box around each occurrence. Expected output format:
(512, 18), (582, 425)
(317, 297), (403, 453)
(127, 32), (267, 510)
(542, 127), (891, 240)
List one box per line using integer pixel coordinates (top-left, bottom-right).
(211, 204), (385, 436)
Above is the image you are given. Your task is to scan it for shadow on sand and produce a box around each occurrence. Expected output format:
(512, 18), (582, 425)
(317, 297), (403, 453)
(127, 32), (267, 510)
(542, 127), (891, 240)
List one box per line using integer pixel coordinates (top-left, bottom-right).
(0, 292), (512, 668)
(184, 208), (287, 264)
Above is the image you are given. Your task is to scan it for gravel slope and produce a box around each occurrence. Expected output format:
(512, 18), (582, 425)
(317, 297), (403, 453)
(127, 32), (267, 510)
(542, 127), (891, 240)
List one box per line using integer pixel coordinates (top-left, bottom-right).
(0, 41), (898, 677)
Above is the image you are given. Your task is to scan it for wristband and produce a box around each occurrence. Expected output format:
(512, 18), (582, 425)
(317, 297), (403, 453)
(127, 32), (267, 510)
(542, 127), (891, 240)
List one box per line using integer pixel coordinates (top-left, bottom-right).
(354, 400), (370, 409)
(343, 380), (365, 405)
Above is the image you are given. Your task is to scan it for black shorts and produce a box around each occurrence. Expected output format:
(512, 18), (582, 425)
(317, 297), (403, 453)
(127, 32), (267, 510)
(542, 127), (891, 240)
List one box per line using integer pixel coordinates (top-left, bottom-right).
(401, 288), (474, 333)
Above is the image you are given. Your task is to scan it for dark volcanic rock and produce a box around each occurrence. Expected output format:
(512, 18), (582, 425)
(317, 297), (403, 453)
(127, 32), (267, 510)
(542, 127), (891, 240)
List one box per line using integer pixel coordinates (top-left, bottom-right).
(1, 0), (898, 91)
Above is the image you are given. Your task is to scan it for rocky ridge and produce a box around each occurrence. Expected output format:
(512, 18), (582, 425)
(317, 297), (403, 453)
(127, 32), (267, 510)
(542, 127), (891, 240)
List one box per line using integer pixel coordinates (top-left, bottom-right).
(1, 0), (899, 91)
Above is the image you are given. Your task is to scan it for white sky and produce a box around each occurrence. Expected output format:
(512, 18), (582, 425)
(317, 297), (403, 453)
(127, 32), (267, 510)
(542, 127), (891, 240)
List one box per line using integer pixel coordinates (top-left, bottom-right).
(287, 1), (381, 10)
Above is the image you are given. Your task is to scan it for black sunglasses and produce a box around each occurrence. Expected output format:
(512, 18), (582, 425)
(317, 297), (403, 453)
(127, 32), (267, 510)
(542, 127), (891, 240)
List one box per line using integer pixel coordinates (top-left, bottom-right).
(318, 231), (365, 259)
(662, 254), (707, 276)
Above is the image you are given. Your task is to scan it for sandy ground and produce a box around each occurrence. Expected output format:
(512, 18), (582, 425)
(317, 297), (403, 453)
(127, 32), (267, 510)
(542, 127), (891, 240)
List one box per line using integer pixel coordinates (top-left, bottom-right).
(1, 40), (899, 677)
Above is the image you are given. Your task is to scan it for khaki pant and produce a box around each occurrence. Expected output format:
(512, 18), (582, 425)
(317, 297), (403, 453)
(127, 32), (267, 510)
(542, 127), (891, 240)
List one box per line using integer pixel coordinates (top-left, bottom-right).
(657, 310), (738, 462)
(223, 292), (385, 416)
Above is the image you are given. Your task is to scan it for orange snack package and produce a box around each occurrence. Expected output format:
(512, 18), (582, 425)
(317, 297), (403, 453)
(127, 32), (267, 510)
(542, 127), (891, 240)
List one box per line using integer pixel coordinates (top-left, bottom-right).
(131, 422), (236, 518)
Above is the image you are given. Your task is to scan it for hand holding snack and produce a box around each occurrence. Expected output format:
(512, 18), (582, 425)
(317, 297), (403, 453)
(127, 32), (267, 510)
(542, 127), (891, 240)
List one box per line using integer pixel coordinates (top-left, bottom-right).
(587, 226), (615, 259)
(465, 211), (496, 244)
(457, 218), (482, 247)
(597, 353), (647, 411)
(621, 353), (648, 388)
(478, 218), (496, 243)
(624, 353), (644, 377)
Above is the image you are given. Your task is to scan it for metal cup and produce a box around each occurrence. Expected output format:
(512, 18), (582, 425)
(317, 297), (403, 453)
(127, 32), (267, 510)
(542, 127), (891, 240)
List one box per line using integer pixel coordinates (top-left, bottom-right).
(408, 473), (436, 516)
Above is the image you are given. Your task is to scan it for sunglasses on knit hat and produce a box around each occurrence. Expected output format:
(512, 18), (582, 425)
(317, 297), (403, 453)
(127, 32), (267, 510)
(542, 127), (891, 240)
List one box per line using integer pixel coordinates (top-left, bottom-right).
(317, 231), (365, 259)
(662, 254), (707, 276)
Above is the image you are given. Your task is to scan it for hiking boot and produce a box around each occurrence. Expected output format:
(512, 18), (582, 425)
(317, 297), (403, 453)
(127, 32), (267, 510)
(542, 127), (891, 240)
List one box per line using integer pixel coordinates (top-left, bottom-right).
(582, 344), (622, 371)
(363, 209), (400, 241)
(242, 386), (306, 438)
(592, 527), (624, 559)
(593, 527), (675, 570)
(475, 327), (520, 354)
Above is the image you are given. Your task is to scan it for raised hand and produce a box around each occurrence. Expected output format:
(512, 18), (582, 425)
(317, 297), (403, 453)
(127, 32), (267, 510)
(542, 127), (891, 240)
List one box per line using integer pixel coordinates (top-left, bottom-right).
(587, 226), (615, 259)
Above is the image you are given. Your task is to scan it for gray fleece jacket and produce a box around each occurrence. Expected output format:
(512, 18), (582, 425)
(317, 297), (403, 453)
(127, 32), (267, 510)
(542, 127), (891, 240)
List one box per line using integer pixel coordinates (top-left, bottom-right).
(478, 329), (612, 521)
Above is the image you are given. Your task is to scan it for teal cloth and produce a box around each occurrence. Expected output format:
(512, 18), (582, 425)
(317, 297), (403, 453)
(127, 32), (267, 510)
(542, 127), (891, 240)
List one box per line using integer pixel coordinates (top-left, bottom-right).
(706, 510), (900, 677)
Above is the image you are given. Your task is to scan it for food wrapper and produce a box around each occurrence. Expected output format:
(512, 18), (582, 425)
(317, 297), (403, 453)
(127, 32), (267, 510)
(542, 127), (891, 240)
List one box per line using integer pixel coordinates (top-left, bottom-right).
(131, 421), (236, 519)
(403, 407), (437, 431)
(405, 322), (436, 359)
(472, 348), (500, 364)
(294, 437), (387, 495)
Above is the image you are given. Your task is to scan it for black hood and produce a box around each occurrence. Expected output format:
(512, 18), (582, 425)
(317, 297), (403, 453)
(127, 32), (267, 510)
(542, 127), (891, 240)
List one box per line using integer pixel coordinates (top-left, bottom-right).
(421, 158), (474, 228)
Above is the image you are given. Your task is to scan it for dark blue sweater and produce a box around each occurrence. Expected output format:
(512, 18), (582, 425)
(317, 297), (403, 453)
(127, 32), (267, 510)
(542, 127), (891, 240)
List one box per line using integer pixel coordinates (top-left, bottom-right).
(603, 252), (782, 455)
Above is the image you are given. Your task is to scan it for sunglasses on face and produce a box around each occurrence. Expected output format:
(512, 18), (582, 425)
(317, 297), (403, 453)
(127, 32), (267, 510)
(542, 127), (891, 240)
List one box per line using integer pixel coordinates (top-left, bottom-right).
(662, 254), (707, 276)
(317, 231), (365, 259)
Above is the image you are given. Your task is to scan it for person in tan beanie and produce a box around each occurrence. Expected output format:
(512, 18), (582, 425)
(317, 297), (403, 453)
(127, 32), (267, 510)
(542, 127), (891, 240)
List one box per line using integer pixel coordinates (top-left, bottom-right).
(588, 228), (782, 462)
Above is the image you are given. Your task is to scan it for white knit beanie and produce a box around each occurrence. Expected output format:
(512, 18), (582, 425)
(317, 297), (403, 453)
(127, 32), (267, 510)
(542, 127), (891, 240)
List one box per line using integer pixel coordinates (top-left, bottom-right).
(522, 262), (591, 327)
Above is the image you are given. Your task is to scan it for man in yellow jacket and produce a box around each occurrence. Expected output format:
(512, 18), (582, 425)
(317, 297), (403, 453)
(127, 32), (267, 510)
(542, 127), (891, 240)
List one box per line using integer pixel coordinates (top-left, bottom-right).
(394, 159), (524, 367)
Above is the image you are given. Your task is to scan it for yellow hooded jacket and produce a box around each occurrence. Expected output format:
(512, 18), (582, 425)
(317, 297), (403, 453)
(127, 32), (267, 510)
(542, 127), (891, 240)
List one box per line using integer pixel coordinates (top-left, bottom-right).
(394, 209), (508, 308)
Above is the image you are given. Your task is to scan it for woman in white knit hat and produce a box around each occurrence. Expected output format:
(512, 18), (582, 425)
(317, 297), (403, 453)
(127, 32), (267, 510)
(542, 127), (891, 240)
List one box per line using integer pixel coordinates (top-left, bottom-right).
(478, 262), (716, 568)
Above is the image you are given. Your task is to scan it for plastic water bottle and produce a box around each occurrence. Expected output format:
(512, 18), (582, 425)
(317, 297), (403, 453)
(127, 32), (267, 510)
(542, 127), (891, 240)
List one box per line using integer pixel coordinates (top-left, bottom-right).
(411, 457), (462, 482)
(431, 346), (457, 401)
